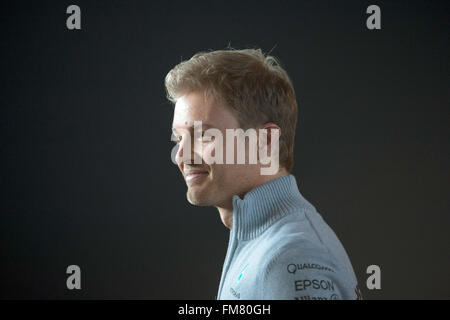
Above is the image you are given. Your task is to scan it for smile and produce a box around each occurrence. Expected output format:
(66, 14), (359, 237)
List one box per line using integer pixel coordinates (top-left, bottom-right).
(185, 171), (209, 183)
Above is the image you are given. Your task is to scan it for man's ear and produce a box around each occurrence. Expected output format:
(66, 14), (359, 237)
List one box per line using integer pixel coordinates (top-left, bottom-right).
(258, 122), (281, 157)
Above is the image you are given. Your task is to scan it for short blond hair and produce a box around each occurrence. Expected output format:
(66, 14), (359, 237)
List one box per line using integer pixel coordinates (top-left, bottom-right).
(164, 48), (298, 172)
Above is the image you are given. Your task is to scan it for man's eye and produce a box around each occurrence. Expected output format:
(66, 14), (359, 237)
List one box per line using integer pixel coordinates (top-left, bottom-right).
(194, 131), (207, 139)
(201, 131), (212, 140)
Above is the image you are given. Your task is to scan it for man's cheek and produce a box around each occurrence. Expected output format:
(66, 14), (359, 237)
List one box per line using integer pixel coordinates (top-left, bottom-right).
(203, 142), (224, 165)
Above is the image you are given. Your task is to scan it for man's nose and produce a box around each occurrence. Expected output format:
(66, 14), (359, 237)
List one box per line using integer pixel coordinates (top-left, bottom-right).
(175, 137), (203, 165)
(175, 142), (185, 166)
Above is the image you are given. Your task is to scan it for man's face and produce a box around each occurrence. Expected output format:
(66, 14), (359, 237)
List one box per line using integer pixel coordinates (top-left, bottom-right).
(172, 91), (259, 208)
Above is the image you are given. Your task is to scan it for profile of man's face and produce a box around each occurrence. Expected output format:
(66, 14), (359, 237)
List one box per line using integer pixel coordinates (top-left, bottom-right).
(172, 91), (260, 208)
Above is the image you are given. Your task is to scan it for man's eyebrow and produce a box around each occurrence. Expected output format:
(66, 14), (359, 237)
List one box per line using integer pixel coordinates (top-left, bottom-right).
(172, 123), (214, 133)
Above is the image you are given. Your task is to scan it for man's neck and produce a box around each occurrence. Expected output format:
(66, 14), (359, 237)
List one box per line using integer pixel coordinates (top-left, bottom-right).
(216, 169), (289, 230)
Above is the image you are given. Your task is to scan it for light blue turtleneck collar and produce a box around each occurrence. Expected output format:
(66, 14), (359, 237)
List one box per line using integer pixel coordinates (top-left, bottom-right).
(231, 174), (316, 240)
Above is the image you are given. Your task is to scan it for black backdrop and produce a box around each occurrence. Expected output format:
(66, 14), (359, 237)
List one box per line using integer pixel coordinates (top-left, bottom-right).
(0, 0), (449, 299)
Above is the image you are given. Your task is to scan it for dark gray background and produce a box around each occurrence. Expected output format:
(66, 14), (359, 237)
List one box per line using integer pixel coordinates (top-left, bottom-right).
(0, 0), (448, 299)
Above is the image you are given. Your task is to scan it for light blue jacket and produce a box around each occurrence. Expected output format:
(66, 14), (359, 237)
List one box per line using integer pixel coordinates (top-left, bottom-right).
(217, 174), (362, 300)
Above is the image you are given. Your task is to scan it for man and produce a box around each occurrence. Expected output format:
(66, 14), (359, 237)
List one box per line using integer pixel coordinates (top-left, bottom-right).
(165, 48), (362, 300)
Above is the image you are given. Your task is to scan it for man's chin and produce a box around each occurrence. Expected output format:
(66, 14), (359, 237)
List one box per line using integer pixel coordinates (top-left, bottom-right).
(186, 188), (213, 206)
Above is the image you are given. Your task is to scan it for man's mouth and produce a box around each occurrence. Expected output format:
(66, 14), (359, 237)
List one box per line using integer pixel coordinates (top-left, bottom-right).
(184, 169), (209, 183)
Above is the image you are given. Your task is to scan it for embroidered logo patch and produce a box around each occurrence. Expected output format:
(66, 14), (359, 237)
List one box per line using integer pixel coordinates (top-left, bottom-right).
(235, 264), (250, 286)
